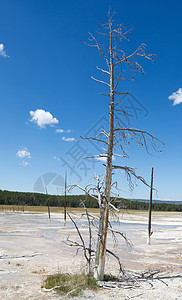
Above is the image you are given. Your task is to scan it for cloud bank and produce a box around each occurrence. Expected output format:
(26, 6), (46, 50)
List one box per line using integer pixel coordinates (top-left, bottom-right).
(29, 109), (59, 128)
(169, 88), (182, 105)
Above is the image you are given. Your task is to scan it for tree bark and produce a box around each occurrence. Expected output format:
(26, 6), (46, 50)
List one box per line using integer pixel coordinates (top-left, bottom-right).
(48, 205), (51, 219)
(94, 22), (114, 280)
(64, 172), (67, 226)
(148, 167), (154, 245)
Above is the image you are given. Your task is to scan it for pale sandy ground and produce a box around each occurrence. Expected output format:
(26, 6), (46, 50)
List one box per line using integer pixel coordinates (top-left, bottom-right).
(0, 209), (182, 299)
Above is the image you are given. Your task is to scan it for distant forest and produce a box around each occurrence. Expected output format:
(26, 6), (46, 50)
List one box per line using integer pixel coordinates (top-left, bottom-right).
(0, 189), (182, 212)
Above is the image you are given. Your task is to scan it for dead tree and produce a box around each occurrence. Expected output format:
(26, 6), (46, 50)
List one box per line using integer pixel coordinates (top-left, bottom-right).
(65, 200), (127, 276)
(64, 171), (67, 226)
(45, 187), (51, 219)
(82, 9), (163, 280)
(47, 205), (51, 219)
(148, 167), (154, 245)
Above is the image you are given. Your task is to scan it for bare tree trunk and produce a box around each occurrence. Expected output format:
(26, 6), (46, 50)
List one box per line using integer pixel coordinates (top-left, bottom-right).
(148, 167), (154, 245)
(94, 21), (114, 281)
(64, 172), (67, 226)
(83, 8), (162, 280)
(48, 205), (51, 219)
(45, 187), (51, 219)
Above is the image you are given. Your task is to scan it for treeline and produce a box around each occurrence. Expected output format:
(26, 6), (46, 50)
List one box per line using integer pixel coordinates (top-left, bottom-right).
(0, 189), (182, 211)
(122, 199), (182, 212)
(0, 190), (97, 208)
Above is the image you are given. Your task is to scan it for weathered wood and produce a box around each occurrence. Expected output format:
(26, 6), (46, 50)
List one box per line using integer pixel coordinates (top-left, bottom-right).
(94, 202), (110, 279)
(148, 167), (154, 244)
(64, 172), (67, 226)
(82, 8), (161, 280)
(48, 205), (51, 219)
(44, 186), (51, 219)
(94, 16), (114, 280)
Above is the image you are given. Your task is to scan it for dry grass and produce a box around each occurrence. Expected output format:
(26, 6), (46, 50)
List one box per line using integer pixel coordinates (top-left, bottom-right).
(0, 205), (139, 217)
(0, 204), (151, 215)
(0, 205), (100, 214)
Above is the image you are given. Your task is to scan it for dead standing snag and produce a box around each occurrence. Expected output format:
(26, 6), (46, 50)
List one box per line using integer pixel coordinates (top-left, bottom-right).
(148, 167), (154, 245)
(82, 8), (163, 280)
(64, 172), (67, 226)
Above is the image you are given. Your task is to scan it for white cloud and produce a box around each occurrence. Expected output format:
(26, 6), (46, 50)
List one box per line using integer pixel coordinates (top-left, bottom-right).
(56, 129), (64, 133)
(20, 161), (29, 167)
(56, 129), (71, 133)
(95, 155), (107, 162)
(0, 44), (9, 58)
(29, 109), (59, 128)
(16, 148), (31, 159)
(62, 137), (75, 142)
(168, 88), (182, 105)
(95, 155), (115, 162)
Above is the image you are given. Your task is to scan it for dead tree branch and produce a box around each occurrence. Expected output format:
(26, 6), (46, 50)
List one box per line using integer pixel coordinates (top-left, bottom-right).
(67, 213), (89, 265)
(80, 136), (108, 145)
(65, 236), (124, 275)
(112, 165), (151, 191)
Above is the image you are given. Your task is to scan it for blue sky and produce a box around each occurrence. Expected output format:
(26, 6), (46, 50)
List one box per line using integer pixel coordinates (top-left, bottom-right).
(0, 0), (182, 201)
